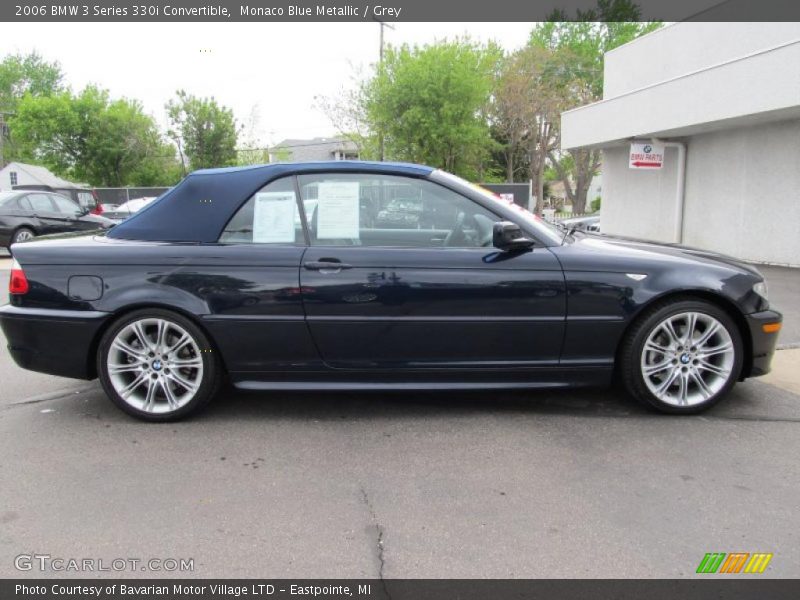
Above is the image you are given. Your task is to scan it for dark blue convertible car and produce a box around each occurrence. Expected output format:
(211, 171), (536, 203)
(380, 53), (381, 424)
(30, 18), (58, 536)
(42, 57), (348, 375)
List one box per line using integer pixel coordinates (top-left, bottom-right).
(0, 161), (782, 420)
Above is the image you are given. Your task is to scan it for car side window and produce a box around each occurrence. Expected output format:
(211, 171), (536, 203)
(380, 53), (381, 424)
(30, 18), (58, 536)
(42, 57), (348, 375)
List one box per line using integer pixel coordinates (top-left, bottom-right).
(51, 195), (82, 216)
(27, 194), (56, 213)
(17, 196), (32, 211)
(296, 173), (501, 248)
(76, 191), (95, 209)
(218, 176), (304, 245)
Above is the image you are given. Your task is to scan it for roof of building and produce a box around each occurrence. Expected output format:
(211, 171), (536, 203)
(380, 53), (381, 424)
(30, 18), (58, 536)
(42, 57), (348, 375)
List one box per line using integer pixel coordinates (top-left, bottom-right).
(271, 137), (360, 162)
(1, 162), (85, 188)
(561, 23), (800, 149)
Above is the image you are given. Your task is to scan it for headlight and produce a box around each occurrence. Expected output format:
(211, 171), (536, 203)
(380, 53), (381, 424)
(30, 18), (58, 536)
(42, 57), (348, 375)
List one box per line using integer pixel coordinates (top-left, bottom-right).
(753, 280), (768, 302)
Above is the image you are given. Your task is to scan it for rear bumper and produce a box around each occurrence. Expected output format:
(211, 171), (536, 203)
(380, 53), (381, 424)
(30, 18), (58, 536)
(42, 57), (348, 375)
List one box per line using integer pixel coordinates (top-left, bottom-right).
(744, 309), (783, 378)
(0, 304), (109, 379)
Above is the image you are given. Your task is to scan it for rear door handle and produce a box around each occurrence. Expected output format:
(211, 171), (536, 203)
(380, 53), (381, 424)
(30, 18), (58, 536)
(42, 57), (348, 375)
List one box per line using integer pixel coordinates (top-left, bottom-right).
(304, 260), (353, 272)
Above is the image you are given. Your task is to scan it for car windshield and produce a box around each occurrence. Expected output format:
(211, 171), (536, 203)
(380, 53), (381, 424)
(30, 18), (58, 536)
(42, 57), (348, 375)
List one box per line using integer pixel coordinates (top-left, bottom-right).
(0, 191), (22, 207)
(433, 170), (565, 245)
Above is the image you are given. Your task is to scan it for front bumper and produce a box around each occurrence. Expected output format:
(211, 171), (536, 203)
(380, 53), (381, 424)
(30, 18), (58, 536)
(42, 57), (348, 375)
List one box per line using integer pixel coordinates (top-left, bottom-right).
(744, 309), (783, 378)
(0, 304), (109, 379)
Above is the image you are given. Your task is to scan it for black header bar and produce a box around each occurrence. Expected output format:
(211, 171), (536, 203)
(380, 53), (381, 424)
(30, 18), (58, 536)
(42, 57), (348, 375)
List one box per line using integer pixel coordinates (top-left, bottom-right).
(3, 0), (800, 22)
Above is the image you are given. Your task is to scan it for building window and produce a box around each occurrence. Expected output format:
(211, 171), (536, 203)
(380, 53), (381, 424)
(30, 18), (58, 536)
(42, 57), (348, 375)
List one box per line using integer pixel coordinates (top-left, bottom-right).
(9, 171), (18, 186)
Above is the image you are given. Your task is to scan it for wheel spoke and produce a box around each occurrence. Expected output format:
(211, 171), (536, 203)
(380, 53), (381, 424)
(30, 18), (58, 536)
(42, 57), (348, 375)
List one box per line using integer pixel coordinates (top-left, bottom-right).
(112, 339), (148, 361)
(661, 318), (681, 346)
(108, 362), (143, 375)
(696, 358), (729, 377)
(700, 341), (733, 357)
(154, 320), (167, 351)
(142, 378), (158, 412)
(160, 379), (180, 410)
(645, 341), (670, 356)
(689, 370), (713, 400)
(119, 372), (148, 399)
(132, 322), (151, 351)
(644, 360), (672, 377)
(676, 372), (690, 405)
(166, 370), (198, 393)
(166, 333), (191, 355)
(683, 313), (698, 345)
(656, 369), (680, 396)
(170, 356), (202, 368)
(694, 321), (720, 347)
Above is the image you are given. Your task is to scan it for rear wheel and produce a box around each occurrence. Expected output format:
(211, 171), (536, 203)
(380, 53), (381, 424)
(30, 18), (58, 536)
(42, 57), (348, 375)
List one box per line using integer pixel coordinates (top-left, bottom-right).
(620, 299), (743, 414)
(12, 227), (35, 244)
(97, 309), (221, 421)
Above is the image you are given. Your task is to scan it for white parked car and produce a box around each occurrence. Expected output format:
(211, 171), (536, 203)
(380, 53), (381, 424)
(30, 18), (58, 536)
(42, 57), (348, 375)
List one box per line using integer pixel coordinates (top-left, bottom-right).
(103, 197), (158, 223)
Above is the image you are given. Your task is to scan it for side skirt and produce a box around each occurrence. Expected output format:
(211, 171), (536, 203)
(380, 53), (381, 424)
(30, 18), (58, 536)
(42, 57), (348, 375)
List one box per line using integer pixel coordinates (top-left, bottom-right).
(230, 367), (613, 392)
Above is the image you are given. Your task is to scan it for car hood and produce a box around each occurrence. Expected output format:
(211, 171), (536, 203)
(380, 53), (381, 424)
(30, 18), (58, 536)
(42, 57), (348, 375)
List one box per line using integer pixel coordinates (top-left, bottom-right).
(558, 232), (762, 277)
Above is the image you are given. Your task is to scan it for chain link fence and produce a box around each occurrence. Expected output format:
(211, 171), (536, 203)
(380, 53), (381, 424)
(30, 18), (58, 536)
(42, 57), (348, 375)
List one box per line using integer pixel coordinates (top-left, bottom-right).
(94, 187), (171, 206)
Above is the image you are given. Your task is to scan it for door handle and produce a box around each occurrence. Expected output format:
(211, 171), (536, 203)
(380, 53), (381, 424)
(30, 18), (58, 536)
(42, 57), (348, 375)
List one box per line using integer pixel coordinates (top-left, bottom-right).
(304, 260), (353, 272)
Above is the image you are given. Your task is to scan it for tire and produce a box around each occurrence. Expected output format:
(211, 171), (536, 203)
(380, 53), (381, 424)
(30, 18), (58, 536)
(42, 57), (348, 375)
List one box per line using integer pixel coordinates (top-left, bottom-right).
(11, 227), (35, 244)
(97, 308), (221, 421)
(620, 298), (743, 414)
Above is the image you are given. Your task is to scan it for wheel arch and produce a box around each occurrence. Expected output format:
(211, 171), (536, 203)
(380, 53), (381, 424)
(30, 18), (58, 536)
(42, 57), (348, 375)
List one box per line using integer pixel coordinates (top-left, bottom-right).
(615, 289), (753, 381)
(12, 224), (37, 240)
(86, 303), (228, 379)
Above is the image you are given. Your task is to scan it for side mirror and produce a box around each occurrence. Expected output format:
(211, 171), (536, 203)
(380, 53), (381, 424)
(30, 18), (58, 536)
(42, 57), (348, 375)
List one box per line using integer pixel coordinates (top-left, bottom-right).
(493, 221), (535, 251)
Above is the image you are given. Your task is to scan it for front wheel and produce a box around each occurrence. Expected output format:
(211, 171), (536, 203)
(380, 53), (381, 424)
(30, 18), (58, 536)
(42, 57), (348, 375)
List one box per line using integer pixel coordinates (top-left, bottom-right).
(97, 309), (221, 421)
(620, 299), (743, 414)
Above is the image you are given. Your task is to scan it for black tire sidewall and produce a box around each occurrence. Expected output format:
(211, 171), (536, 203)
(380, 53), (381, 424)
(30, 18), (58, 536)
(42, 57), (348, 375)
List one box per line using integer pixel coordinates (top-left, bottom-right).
(623, 300), (744, 414)
(97, 308), (219, 421)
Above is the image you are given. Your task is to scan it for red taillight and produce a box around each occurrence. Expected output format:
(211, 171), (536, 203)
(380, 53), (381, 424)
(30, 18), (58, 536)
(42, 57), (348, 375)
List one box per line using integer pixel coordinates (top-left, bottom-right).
(91, 204), (103, 215)
(9, 259), (29, 295)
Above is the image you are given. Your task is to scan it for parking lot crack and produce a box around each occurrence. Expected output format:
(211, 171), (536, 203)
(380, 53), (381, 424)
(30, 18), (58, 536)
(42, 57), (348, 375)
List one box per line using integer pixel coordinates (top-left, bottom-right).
(360, 487), (391, 599)
(2, 383), (96, 410)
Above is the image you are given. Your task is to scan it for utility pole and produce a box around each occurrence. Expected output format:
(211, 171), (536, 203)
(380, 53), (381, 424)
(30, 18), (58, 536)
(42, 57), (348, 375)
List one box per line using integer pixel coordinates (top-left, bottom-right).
(0, 112), (8, 168)
(376, 20), (395, 162)
(0, 111), (15, 168)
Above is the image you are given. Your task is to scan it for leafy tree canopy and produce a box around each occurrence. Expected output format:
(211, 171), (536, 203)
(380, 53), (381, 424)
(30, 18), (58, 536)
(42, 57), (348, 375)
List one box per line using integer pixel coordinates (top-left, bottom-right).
(14, 86), (181, 186)
(166, 90), (239, 173)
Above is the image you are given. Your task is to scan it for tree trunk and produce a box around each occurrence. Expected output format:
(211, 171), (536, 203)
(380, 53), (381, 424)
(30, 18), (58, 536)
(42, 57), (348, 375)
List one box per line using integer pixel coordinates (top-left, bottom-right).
(535, 155), (545, 215)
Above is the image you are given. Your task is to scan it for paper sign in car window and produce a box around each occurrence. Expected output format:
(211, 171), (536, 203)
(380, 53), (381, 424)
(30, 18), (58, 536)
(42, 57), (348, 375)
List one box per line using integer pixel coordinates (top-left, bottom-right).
(317, 181), (360, 239)
(252, 191), (296, 243)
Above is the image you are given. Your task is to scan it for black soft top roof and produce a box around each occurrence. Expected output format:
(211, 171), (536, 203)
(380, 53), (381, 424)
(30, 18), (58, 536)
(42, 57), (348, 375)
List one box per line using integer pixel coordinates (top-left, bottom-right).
(107, 161), (433, 243)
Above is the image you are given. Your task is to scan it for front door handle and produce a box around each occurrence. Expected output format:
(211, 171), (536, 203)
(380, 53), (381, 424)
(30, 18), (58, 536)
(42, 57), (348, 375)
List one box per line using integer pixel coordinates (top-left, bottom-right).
(304, 260), (353, 272)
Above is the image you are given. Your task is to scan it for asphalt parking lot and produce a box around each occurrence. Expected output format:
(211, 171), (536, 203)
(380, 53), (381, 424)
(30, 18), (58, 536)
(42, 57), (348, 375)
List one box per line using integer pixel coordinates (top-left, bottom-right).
(0, 255), (798, 579)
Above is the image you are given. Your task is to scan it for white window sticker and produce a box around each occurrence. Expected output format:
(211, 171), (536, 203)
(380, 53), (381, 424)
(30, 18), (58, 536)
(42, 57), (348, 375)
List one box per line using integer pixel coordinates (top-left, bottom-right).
(317, 181), (360, 239)
(252, 191), (297, 243)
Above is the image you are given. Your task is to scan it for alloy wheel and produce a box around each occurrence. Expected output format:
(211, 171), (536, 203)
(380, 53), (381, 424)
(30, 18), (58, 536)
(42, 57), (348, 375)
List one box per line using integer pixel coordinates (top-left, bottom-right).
(640, 311), (735, 407)
(14, 230), (34, 243)
(106, 317), (204, 414)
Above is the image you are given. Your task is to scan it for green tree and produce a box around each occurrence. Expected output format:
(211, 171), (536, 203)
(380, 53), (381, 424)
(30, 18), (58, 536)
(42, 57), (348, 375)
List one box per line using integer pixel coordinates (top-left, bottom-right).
(362, 39), (501, 179)
(166, 90), (239, 173)
(0, 52), (63, 110)
(530, 0), (661, 212)
(492, 45), (572, 212)
(13, 86), (181, 186)
(0, 52), (64, 165)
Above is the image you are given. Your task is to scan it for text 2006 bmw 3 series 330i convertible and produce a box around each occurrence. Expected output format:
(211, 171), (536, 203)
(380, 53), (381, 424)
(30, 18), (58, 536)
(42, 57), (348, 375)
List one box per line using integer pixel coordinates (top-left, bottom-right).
(0, 161), (783, 421)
